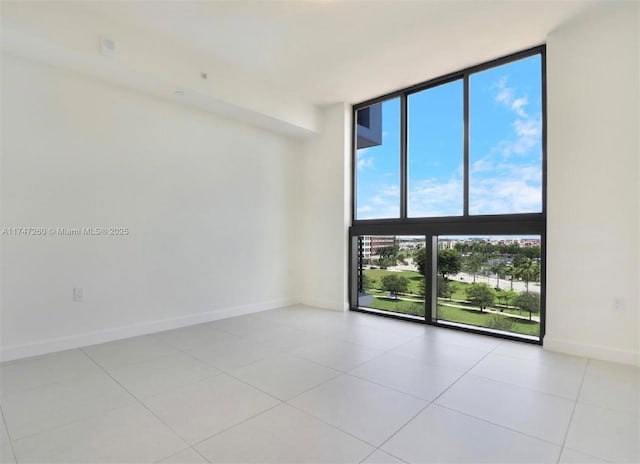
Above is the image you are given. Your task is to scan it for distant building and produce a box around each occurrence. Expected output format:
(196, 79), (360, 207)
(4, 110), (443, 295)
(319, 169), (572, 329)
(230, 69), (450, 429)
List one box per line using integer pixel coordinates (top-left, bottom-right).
(358, 235), (395, 260)
(355, 104), (382, 149)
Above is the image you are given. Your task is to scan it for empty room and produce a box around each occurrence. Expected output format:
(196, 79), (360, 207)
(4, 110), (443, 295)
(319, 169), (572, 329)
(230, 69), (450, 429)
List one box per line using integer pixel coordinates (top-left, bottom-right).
(0, 1), (638, 463)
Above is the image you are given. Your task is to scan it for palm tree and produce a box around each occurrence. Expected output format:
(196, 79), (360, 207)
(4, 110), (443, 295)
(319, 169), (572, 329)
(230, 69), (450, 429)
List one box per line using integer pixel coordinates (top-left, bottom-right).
(505, 264), (515, 291)
(491, 262), (507, 288)
(515, 259), (540, 292)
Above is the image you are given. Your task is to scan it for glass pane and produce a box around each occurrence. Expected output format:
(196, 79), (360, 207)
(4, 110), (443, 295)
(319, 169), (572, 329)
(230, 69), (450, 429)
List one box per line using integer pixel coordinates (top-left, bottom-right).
(356, 235), (426, 318)
(355, 98), (401, 219)
(436, 235), (541, 340)
(469, 55), (543, 215)
(408, 80), (463, 217)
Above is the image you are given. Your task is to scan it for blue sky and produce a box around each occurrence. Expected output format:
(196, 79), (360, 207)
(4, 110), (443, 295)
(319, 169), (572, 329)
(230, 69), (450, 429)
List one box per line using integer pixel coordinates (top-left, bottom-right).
(356, 54), (542, 219)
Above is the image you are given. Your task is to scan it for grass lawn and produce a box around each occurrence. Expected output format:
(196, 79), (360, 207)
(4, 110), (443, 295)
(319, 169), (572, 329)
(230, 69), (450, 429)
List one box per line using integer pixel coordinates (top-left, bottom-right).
(361, 269), (540, 337)
(368, 296), (425, 316)
(437, 304), (539, 336)
(363, 269), (424, 295)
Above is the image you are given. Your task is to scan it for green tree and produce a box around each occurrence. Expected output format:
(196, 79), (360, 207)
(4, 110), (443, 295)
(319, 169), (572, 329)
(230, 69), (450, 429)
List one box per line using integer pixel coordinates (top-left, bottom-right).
(377, 257), (395, 269)
(377, 245), (399, 259)
(380, 274), (410, 299)
(361, 273), (373, 291)
(414, 247), (426, 275)
(520, 246), (541, 260)
(465, 283), (496, 312)
(513, 292), (540, 321)
(515, 259), (540, 292)
(505, 264), (516, 291)
(437, 276), (453, 300)
(438, 249), (462, 280)
(495, 289), (517, 310)
(464, 254), (484, 283)
(491, 262), (507, 288)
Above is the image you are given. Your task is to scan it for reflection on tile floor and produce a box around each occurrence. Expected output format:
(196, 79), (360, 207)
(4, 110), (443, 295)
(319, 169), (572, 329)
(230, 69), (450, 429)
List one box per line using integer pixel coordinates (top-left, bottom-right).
(1, 305), (638, 463)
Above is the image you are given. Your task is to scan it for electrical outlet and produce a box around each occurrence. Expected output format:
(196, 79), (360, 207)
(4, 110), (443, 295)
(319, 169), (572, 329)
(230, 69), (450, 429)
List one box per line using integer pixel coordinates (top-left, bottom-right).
(73, 287), (84, 302)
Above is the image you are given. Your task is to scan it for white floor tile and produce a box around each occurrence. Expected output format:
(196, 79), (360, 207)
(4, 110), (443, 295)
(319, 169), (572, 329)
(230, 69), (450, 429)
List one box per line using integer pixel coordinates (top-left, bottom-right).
(361, 449), (406, 463)
(12, 403), (186, 463)
(107, 352), (219, 398)
(0, 416), (9, 445)
(142, 374), (279, 444)
(2, 370), (134, 440)
(290, 374), (427, 446)
(353, 314), (431, 338)
(83, 335), (181, 370)
(329, 325), (411, 351)
(154, 325), (239, 354)
(469, 352), (585, 399)
(382, 404), (561, 463)
(245, 326), (325, 351)
(195, 404), (373, 463)
(157, 447), (209, 463)
(6, 307), (638, 464)
(231, 353), (339, 401)
(188, 338), (281, 372)
(290, 339), (384, 372)
(206, 315), (280, 337)
(0, 444), (15, 464)
(565, 402), (639, 463)
(424, 328), (502, 353)
(559, 447), (607, 463)
(495, 342), (587, 370)
(391, 336), (487, 371)
(579, 359), (639, 414)
(280, 309), (358, 335)
(0, 350), (102, 395)
(435, 374), (574, 444)
(350, 353), (464, 401)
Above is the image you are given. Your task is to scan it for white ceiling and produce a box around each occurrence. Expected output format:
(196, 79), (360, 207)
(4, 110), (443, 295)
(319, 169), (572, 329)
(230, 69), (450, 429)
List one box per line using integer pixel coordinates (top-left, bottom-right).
(74, 0), (596, 105)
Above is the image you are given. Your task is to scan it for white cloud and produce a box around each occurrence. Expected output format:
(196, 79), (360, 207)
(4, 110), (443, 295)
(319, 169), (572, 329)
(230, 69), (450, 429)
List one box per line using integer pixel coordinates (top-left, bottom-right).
(470, 163), (542, 214)
(357, 205), (373, 214)
(494, 77), (530, 118)
(357, 157), (374, 170)
(356, 148), (374, 171)
(511, 97), (529, 117)
(489, 76), (542, 159)
(514, 118), (540, 137)
(408, 176), (463, 217)
(494, 77), (514, 105)
(357, 183), (400, 219)
(501, 116), (541, 157)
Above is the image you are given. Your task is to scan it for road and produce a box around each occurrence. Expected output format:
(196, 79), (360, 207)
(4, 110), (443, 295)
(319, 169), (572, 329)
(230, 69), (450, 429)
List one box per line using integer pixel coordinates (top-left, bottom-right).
(448, 272), (540, 293)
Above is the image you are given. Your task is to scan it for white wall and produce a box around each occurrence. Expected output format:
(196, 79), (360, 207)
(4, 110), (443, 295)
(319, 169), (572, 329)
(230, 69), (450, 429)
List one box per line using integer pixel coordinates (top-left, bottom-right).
(545, 1), (639, 365)
(1, 2), (318, 137)
(0, 54), (302, 360)
(299, 104), (351, 310)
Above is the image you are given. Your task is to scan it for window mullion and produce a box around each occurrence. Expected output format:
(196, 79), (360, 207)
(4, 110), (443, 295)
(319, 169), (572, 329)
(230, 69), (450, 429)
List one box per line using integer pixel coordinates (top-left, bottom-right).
(400, 94), (408, 219)
(463, 74), (470, 216)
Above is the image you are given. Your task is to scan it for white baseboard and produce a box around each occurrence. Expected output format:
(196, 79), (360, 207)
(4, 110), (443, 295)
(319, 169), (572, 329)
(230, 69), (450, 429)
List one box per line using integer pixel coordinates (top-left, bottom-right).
(299, 297), (348, 312)
(0, 297), (302, 363)
(544, 337), (640, 367)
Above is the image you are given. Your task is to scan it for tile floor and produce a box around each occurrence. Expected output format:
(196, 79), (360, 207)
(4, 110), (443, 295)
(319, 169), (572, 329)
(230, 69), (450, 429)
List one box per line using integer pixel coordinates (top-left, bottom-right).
(0, 305), (638, 463)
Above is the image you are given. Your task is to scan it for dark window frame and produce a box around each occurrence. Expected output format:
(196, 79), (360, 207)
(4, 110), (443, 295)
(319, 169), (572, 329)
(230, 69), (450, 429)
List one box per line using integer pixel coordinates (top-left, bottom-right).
(349, 45), (547, 344)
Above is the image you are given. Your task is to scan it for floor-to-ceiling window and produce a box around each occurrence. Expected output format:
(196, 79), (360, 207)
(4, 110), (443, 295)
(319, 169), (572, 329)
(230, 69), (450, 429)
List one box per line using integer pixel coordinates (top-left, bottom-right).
(350, 46), (545, 343)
